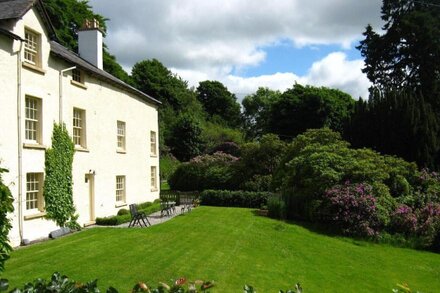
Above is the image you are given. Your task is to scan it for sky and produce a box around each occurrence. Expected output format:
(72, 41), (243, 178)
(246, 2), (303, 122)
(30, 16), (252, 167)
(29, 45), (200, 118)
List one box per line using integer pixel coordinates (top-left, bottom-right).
(88, 0), (384, 101)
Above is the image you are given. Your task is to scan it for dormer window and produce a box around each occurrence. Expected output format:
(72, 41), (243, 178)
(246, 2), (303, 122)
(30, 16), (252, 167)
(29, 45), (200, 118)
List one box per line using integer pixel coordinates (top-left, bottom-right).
(24, 29), (41, 67)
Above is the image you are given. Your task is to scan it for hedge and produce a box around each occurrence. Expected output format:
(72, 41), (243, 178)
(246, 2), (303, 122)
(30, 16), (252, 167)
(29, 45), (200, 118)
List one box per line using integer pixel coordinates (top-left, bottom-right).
(200, 190), (273, 208)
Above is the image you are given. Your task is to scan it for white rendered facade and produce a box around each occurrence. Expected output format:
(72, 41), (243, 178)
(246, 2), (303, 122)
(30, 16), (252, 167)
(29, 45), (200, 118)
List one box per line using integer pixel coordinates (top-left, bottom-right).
(0, 5), (160, 247)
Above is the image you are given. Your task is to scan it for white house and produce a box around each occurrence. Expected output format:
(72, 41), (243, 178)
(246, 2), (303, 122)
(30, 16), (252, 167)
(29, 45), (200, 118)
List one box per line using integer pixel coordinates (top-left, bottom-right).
(0, 0), (161, 247)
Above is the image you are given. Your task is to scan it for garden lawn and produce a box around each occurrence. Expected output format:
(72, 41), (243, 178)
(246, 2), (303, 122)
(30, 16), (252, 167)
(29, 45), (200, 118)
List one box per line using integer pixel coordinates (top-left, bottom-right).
(3, 207), (440, 292)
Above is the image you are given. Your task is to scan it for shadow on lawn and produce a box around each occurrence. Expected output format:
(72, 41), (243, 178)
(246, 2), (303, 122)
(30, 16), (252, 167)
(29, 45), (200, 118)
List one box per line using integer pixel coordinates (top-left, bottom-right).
(250, 209), (370, 246)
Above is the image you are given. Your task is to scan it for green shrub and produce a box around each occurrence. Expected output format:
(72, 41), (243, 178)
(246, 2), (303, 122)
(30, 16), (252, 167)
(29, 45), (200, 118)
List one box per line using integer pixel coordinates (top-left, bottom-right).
(267, 196), (286, 219)
(200, 190), (271, 208)
(0, 166), (13, 273)
(240, 174), (273, 192)
(169, 152), (239, 191)
(117, 208), (129, 216)
(275, 128), (418, 220)
(159, 154), (180, 181)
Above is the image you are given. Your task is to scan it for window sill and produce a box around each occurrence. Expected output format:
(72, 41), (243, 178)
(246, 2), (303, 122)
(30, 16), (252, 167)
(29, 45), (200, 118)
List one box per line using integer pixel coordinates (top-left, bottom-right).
(71, 80), (87, 89)
(22, 62), (46, 75)
(150, 154), (158, 158)
(151, 188), (158, 192)
(23, 143), (47, 150)
(24, 211), (46, 221)
(115, 203), (127, 208)
(116, 149), (126, 154)
(75, 146), (89, 152)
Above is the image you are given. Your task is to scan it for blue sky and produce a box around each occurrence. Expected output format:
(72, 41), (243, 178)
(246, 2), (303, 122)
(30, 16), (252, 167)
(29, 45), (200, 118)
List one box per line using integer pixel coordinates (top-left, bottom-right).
(238, 42), (363, 77)
(89, 0), (383, 100)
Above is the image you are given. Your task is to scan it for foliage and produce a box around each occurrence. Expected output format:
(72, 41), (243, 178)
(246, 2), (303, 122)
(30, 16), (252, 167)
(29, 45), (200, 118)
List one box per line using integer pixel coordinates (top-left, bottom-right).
(117, 208), (129, 216)
(202, 122), (244, 154)
(169, 152), (238, 191)
(322, 182), (381, 237)
(275, 128), (418, 220)
(357, 0), (440, 100)
(266, 84), (354, 140)
(345, 90), (440, 170)
(0, 166), (13, 273)
(43, 123), (79, 229)
(209, 142), (241, 157)
(167, 115), (205, 162)
(200, 190), (271, 208)
(237, 134), (288, 191)
(196, 81), (241, 128)
(267, 196), (286, 219)
(160, 154), (181, 181)
(132, 59), (197, 111)
(242, 87), (281, 140)
(95, 202), (161, 226)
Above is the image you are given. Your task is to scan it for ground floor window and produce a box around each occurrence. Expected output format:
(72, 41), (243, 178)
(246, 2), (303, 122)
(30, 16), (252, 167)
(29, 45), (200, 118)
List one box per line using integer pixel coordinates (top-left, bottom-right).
(151, 166), (157, 191)
(116, 175), (126, 203)
(26, 172), (44, 211)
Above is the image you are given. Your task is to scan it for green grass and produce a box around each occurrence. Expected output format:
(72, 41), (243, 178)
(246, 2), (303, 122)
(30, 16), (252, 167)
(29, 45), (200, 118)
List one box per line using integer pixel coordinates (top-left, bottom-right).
(3, 207), (440, 292)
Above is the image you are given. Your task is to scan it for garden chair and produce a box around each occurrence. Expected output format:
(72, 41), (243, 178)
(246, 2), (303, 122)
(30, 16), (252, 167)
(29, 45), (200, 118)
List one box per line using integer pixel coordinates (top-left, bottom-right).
(128, 204), (151, 227)
(180, 195), (193, 214)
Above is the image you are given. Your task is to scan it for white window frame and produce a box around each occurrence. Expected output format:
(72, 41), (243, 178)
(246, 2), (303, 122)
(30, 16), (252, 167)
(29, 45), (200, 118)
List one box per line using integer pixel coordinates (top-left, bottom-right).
(26, 172), (44, 212)
(73, 108), (86, 148)
(24, 28), (41, 67)
(25, 96), (42, 143)
(116, 175), (126, 203)
(117, 121), (126, 151)
(151, 166), (157, 191)
(150, 131), (157, 156)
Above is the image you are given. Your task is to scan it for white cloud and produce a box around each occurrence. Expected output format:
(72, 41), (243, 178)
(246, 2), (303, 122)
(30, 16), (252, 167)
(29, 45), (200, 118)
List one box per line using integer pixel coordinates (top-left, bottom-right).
(174, 52), (370, 100)
(89, 0), (380, 100)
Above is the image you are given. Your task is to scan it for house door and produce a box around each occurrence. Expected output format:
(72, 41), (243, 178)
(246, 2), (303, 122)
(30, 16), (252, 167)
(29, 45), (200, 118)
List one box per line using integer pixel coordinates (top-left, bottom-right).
(85, 172), (95, 223)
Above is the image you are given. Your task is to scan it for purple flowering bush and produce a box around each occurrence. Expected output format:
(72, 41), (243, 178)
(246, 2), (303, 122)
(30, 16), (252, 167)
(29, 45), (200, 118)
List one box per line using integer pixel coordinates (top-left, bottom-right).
(390, 204), (418, 235)
(323, 182), (381, 237)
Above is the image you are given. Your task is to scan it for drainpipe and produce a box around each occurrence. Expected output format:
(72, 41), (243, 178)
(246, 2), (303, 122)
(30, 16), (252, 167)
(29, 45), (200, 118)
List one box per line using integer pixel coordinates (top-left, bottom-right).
(16, 39), (24, 243)
(59, 66), (76, 123)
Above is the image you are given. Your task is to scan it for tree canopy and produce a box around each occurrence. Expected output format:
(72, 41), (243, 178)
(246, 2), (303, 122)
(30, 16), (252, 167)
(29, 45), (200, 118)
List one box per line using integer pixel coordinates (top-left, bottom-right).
(358, 0), (440, 103)
(196, 80), (242, 127)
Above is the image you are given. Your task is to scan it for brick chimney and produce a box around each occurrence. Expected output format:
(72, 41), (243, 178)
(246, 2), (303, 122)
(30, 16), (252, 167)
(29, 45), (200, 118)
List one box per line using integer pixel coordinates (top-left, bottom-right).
(78, 19), (103, 69)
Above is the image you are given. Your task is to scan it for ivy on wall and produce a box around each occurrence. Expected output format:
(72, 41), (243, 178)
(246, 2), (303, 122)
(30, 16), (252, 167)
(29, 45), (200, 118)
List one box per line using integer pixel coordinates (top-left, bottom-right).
(44, 123), (79, 229)
(0, 166), (13, 273)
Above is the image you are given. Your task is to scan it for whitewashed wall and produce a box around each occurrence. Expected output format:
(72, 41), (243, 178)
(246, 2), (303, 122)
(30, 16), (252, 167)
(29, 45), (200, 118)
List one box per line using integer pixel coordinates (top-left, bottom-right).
(0, 7), (160, 247)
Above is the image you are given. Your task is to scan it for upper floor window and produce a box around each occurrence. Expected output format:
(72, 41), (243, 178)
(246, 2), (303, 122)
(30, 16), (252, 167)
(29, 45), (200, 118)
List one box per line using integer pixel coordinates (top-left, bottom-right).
(72, 69), (84, 84)
(26, 172), (44, 211)
(150, 131), (157, 156)
(73, 108), (86, 147)
(117, 121), (126, 151)
(25, 96), (42, 143)
(24, 29), (41, 67)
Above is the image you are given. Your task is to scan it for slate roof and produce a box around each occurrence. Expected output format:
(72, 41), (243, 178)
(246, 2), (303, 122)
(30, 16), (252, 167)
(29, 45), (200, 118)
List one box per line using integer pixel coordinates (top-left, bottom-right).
(50, 41), (161, 105)
(0, 0), (34, 20)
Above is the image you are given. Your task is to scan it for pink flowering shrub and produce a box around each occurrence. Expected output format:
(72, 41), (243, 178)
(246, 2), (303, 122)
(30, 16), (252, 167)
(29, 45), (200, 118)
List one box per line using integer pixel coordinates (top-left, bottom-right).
(390, 202), (440, 250)
(323, 182), (381, 237)
(390, 204), (418, 235)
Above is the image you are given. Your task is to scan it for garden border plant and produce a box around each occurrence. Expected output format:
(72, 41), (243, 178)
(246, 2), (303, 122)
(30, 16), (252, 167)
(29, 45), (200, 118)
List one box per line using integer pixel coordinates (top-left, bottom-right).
(0, 165), (13, 273)
(43, 123), (79, 230)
